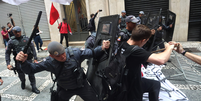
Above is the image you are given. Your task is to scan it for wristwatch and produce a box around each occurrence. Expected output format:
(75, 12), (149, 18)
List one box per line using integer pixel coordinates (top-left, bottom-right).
(181, 50), (186, 56)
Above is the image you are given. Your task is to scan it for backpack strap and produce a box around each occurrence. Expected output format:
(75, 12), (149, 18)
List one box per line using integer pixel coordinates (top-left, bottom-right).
(123, 45), (138, 58)
(119, 41), (138, 58)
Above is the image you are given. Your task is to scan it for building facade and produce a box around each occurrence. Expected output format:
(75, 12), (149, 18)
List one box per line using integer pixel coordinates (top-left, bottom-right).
(0, 0), (200, 48)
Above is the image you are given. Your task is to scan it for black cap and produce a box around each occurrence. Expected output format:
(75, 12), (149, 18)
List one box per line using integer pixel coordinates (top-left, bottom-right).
(63, 18), (66, 20)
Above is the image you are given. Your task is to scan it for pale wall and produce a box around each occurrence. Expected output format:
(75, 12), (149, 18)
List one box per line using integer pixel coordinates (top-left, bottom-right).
(85, 0), (124, 33)
(0, 32), (4, 48)
(169, 0), (190, 41)
(44, 0), (65, 42)
(109, 0), (125, 15)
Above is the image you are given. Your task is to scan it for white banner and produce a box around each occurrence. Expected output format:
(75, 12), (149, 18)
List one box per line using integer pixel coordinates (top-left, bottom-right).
(141, 64), (189, 101)
(51, 0), (73, 5)
(2, 0), (29, 5)
(2, 0), (73, 5)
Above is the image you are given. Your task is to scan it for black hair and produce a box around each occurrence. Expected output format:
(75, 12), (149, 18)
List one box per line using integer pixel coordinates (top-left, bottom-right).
(90, 14), (94, 18)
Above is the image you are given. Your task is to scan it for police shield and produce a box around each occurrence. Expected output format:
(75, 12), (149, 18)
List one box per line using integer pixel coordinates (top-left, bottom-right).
(143, 9), (162, 52)
(86, 15), (119, 100)
(163, 10), (176, 42)
(145, 12), (161, 30)
(140, 12), (150, 25)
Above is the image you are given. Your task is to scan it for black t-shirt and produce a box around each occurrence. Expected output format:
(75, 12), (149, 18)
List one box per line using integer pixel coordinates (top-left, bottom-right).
(34, 29), (40, 37)
(7, 27), (14, 37)
(121, 42), (152, 100)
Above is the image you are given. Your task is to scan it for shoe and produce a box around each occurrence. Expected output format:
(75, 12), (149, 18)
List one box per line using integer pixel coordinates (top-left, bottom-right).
(40, 47), (43, 51)
(32, 86), (40, 94)
(21, 82), (25, 89)
(38, 50), (40, 53)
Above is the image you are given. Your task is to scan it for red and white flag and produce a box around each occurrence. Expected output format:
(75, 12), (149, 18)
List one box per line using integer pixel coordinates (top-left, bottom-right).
(49, 3), (59, 25)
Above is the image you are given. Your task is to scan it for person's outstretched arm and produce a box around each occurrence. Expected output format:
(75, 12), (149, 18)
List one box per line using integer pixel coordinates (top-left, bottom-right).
(16, 51), (54, 74)
(175, 43), (201, 65)
(147, 43), (174, 65)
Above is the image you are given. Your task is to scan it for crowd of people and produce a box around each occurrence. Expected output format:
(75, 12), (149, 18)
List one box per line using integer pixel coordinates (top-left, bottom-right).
(0, 9), (200, 101)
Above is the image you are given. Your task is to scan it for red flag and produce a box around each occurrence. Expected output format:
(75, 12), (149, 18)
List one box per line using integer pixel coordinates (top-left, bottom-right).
(49, 3), (59, 25)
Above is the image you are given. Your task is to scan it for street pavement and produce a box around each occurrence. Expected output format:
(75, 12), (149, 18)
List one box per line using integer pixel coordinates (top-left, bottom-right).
(0, 42), (201, 101)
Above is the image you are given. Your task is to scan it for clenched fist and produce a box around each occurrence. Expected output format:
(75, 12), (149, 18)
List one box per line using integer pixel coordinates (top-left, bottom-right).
(16, 51), (28, 63)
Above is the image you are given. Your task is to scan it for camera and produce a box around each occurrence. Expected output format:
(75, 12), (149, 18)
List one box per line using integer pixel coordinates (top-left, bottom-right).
(99, 9), (102, 12)
(7, 13), (12, 17)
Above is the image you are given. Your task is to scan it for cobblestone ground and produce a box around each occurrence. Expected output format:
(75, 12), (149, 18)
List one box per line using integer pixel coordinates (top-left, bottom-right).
(0, 42), (201, 101)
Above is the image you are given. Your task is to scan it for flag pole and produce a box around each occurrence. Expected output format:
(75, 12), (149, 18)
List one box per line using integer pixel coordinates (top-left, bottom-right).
(57, 19), (59, 25)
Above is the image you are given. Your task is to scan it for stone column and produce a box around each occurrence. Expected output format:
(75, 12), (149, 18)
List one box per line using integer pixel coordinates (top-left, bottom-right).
(109, 0), (125, 15)
(169, 0), (190, 41)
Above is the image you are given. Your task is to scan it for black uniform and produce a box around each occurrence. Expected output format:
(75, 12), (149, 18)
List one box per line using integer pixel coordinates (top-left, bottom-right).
(20, 46), (103, 101)
(5, 36), (38, 89)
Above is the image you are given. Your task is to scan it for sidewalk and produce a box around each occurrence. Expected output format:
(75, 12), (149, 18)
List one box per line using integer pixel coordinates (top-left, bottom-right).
(0, 42), (201, 101)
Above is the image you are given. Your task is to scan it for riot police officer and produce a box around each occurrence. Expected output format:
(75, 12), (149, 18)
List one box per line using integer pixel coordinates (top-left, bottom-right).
(119, 10), (127, 30)
(117, 15), (139, 42)
(136, 11), (145, 25)
(5, 26), (40, 94)
(15, 41), (110, 101)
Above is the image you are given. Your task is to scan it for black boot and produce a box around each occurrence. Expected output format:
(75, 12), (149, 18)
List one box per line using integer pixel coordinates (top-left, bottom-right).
(21, 81), (25, 89)
(32, 85), (40, 94)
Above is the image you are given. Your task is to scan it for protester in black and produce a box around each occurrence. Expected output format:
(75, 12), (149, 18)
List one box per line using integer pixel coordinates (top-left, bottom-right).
(121, 25), (175, 101)
(88, 10), (101, 34)
(7, 22), (14, 38)
(7, 16), (15, 38)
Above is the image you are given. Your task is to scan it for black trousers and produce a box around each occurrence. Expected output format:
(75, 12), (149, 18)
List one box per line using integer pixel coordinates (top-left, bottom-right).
(15, 59), (36, 86)
(57, 80), (98, 101)
(60, 34), (69, 47)
(141, 78), (161, 101)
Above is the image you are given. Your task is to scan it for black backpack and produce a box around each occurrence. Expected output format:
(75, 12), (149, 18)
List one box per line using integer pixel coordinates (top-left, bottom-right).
(96, 42), (139, 101)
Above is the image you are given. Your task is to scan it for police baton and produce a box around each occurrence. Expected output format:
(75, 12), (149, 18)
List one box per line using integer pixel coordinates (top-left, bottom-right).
(23, 11), (42, 53)
(18, 11), (42, 65)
